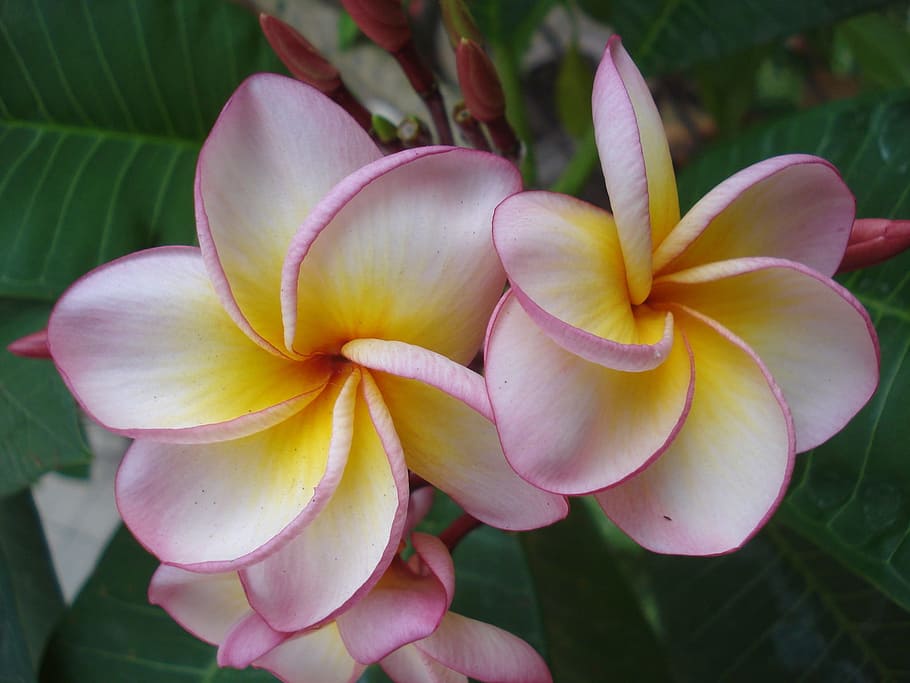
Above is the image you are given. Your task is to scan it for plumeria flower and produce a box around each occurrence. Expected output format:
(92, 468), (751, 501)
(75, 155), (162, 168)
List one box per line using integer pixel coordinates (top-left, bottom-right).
(149, 530), (552, 683)
(47, 74), (566, 631)
(484, 36), (879, 555)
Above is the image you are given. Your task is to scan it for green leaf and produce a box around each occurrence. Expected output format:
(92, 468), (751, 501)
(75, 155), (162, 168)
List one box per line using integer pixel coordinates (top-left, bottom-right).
(640, 525), (910, 680)
(0, 490), (65, 683)
(469, 0), (558, 56)
(0, 300), (88, 496)
(837, 12), (910, 89)
(0, 0), (281, 301)
(556, 45), (595, 139)
(677, 91), (910, 608)
(610, 0), (893, 75)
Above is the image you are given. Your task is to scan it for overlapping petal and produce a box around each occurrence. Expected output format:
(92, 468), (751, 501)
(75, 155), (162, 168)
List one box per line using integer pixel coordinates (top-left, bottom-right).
(281, 147), (520, 363)
(652, 156), (855, 276)
(361, 346), (568, 528)
(381, 645), (466, 683)
(485, 294), (692, 494)
(196, 73), (381, 353)
(116, 365), (356, 571)
(493, 191), (673, 372)
(592, 36), (679, 303)
(241, 370), (409, 632)
(48, 247), (328, 442)
(256, 624), (364, 683)
(597, 310), (794, 555)
(652, 258), (879, 451)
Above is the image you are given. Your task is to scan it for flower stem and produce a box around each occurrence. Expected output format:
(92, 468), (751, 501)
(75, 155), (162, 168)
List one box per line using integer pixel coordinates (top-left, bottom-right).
(439, 512), (482, 552)
(549, 126), (598, 195)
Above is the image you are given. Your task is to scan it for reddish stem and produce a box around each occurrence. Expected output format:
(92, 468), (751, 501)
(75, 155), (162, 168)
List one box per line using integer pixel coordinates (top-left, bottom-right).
(439, 513), (482, 552)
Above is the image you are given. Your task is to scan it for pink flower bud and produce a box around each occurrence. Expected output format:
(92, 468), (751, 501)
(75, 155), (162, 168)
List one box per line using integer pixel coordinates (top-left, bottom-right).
(340, 0), (411, 53)
(838, 218), (910, 272)
(259, 14), (341, 94)
(7, 328), (50, 359)
(455, 38), (505, 123)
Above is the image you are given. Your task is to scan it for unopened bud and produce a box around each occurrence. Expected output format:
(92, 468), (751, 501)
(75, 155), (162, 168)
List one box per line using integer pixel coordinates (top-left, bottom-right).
(259, 14), (341, 93)
(838, 218), (910, 273)
(440, 0), (482, 47)
(340, 0), (411, 53)
(456, 38), (505, 123)
(7, 328), (50, 359)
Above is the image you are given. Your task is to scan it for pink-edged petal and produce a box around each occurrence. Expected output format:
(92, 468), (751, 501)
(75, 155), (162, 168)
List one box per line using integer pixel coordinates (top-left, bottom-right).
(406, 486), (436, 535)
(485, 294), (692, 495)
(197, 73), (381, 353)
(148, 565), (248, 645)
(282, 147), (520, 364)
(597, 309), (795, 555)
(381, 644), (466, 683)
(255, 623), (364, 683)
(652, 257), (879, 451)
(337, 541), (449, 663)
(117, 368), (357, 571)
(410, 533), (456, 608)
(653, 156), (855, 276)
(415, 612), (552, 683)
(48, 247), (329, 442)
(593, 35), (679, 303)
(493, 191), (672, 372)
(241, 371), (409, 631)
(218, 611), (289, 669)
(366, 355), (568, 530)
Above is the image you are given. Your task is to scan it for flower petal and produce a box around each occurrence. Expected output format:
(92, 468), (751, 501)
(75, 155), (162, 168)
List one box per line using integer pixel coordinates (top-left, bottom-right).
(593, 36), (679, 303)
(415, 612), (552, 683)
(241, 370), (409, 631)
(652, 156), (855, 276)
(493, 191), (674, 372)
(485, 294), (692, 495)
(196, 73), (381, 353)
(148, 565), (248, 645)
(381, 644), (465, 683)
(281, 147), (520, 364)
(367, 354), (568, 529)
(596, 309), (794, 555)
(255, 623), (364, 683)
(116, 367), (357, 571)
(218, 611), (288, 669)
(652, 257), (879, 451)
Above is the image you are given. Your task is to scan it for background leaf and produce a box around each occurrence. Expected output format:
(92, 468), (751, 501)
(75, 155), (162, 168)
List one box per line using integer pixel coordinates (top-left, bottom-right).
(677, 90), (910, 609)
(0, 491), (65, 683)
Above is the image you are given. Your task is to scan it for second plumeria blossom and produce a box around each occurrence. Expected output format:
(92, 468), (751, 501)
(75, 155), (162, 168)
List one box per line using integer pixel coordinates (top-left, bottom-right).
(47, 74), (565, 631)
(485, 36), (879, 555)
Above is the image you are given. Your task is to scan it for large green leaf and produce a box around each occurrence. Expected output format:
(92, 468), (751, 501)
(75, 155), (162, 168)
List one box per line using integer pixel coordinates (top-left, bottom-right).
(0, 0), (281, 300)
(0, 300), (88, 496)
(611, 0), (893, 75)
(0, 490), (65, 683)
(677, 90), (910, 608)
(638, 524), (910, 681)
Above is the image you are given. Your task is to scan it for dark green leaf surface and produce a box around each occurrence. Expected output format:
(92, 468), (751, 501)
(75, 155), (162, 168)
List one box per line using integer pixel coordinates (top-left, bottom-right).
(643, 525), (910, 681)
(611, 0), (893, 75)
(0, 491), (64, 683)
(0, 300), (88, 496)
(677, 91), (910, 608)
(0, 0), (281, 300)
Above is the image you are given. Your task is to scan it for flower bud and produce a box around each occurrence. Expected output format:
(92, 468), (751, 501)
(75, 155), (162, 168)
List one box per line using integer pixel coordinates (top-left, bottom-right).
(440, 0), (482, 47)
(7, 329), (50, 359)
(259, 14), (341, 93)
(838, 218), (910, 273)
(340, 0), (411, 53)
(455, 38), (505, 123)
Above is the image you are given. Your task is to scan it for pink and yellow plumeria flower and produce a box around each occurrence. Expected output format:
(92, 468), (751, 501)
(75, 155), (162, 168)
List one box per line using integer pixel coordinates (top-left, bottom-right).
(47, 74), (566, 630)
(484, 36), (879, 555)
(149, 531), (552, 683)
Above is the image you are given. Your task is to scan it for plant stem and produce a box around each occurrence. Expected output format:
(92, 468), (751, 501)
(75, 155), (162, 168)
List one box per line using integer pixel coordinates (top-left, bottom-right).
(549, 126), (598, 195)
(493, 47), (536, 185)
(439, 513), (482, 552)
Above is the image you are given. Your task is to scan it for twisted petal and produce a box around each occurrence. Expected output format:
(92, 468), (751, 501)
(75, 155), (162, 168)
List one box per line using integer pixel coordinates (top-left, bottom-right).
(597, 310), (794, 555)
(653, 156), (855, 276)
(282, 147), (520, 363)
(652, 257), (879, 451)
(218, 612), (288, 669)
(256, 623), (364, 683)
(241, 371), (409, 631)
(48, 247), (329, 442)
(337, 534), (453, 663)
(485, 294), (692, 495)
(116, 366), (356, 571)
(355, 340), (568, 528)
(593, 36), (679, 303)
(196, 73), (381, 353)
(381, 645), (466, 683)
(494, 191), (673, 372)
